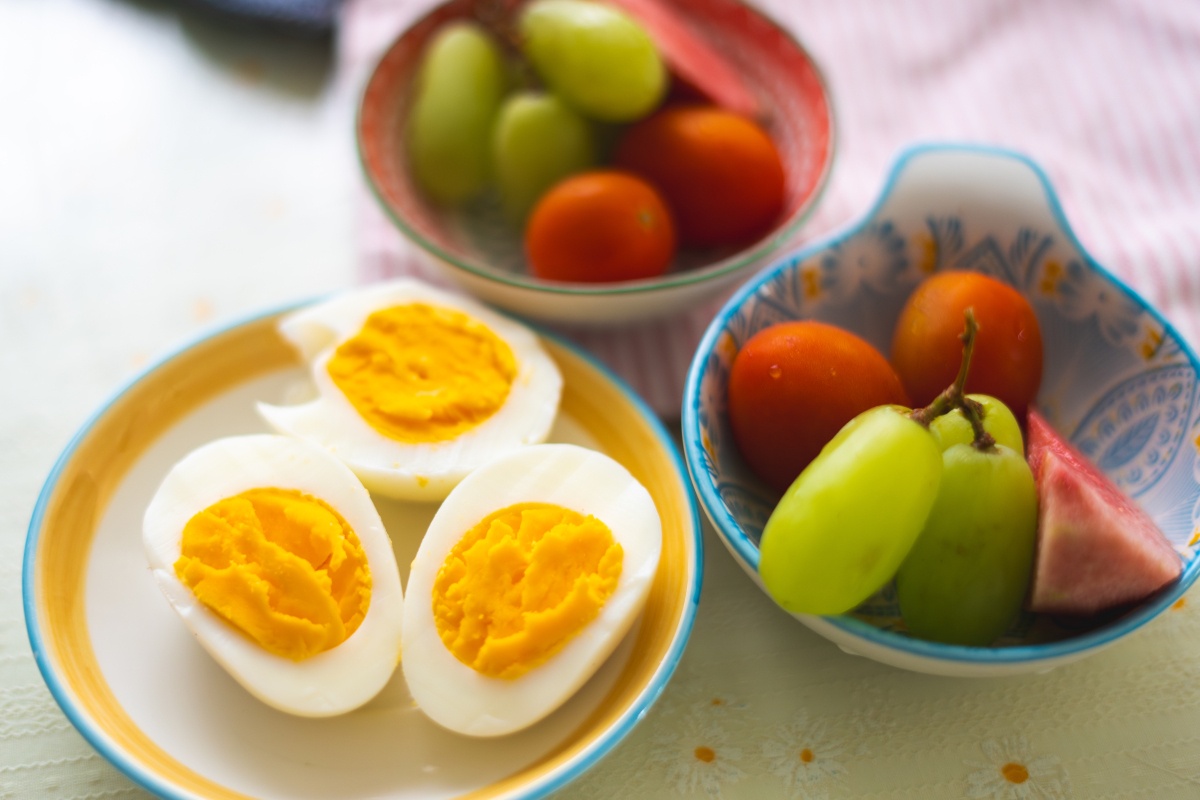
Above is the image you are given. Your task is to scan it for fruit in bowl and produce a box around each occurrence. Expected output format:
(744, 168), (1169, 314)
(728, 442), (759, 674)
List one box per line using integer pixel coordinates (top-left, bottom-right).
(525, 171), (676, 283)
(892, 270), (1044, 413)
(492, 92), (597, 223)
(752, 311), (1047, 647)
(726, 320), (909, 493)
(615, 105), (787, 248)
(1024, 409), (1183, 616)
(746, 296), (1177, 648)
(404, 0), (787, 281)
(519, 0), (667, 123)
(406, 22), (507, 207)
(895, 391), (1039, 648)
(683, 145), (1199, 677)
(357, 0), (833, 324)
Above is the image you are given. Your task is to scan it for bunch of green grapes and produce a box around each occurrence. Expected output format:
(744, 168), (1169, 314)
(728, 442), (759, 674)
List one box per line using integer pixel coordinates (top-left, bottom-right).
(406, 0), (665, 221)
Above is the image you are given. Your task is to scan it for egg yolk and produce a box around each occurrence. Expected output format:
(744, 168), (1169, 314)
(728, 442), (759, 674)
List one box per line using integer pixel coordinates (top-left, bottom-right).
(326, 303), (517, 443)
(432, 503), (624, 680)
(174, 488), (372, 661)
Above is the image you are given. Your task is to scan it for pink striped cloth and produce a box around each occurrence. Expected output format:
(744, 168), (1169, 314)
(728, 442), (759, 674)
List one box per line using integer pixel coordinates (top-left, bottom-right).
(342, 0), (1200, 418)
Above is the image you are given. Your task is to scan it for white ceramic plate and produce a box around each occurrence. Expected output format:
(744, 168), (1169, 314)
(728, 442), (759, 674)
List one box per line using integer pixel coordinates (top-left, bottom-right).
(24, 306), (702, 800)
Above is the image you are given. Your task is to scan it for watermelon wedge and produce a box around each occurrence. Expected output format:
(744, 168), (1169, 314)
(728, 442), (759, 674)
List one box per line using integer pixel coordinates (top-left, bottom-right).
(1026, 409), (1182, 615)
(604, 0), (761, 119)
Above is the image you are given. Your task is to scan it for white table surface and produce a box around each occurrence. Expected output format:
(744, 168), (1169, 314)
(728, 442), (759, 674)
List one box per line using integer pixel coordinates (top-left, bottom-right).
(1, 1), (355, 796)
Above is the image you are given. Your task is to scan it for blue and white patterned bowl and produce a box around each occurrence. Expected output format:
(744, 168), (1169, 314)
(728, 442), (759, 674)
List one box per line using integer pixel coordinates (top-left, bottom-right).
(682, 144), (1200, 677)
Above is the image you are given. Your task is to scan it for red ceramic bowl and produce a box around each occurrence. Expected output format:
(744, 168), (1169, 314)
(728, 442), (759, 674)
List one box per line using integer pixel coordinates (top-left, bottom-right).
(358, 0), (834, 325)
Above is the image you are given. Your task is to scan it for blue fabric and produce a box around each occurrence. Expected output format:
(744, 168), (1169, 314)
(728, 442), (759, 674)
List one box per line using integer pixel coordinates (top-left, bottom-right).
(186, 0), (339, 30)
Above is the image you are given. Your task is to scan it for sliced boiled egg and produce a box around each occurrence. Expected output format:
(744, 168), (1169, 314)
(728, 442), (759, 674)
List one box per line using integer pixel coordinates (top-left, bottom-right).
(258, 279), (563, 501)
(402, 443), (662, 736)
(143, 435), (404, 717)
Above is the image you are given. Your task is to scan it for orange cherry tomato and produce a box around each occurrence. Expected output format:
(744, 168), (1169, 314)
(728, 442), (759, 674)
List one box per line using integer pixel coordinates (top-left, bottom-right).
(614, 105), (785, 247)
(891, 271), (1043, 413)
(525, 171), (676, 283)
(728, 321), (909, 493)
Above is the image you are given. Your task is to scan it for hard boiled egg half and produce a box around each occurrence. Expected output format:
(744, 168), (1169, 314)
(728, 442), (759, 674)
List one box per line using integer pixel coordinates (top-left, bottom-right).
(143, 435), (405, 717)
(402, 443), (662, 736)
(258, 279), (563, 501)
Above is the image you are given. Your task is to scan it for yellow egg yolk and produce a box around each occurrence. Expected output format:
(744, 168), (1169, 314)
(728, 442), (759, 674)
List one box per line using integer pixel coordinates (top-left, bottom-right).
(432, 503), (624, 680)
(326, 303), (517, 443)
(174, 488), (372, 662)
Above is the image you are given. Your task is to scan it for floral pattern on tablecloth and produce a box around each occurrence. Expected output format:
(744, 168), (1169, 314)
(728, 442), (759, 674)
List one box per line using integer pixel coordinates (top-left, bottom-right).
(964, 737), (1070, 799)
(551, 516), (1200, 800)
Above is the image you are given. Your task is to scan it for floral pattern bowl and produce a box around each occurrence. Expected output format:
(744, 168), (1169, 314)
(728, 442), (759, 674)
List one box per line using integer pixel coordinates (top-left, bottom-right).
(682, 144), (1200, 677)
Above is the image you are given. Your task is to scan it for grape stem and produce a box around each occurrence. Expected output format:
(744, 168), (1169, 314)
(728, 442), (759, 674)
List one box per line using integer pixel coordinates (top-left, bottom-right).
(909, 308), (998, 452)
(476, 0), (526, 60)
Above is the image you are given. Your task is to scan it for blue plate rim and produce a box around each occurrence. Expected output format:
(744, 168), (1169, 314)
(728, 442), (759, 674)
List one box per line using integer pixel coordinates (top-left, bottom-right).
(24, 297), (704, 800)
(682, 141), (1200, 666)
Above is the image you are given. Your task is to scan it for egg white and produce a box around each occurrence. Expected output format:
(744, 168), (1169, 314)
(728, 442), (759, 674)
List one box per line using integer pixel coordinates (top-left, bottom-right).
(257, 279), (563, 502)
(143, 435), (405, 717)
(402, 443), (662, 737)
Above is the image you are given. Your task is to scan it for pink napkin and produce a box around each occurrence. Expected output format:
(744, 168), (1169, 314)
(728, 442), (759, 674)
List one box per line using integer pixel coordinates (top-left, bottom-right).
(341, 0), (1200, 418)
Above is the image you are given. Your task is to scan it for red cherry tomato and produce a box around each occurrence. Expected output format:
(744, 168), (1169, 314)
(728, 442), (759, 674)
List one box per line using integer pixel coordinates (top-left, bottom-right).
(891, 271), (1043, 413)
(728, 321), (909, 493)
(614, 106), (784, 248)
(525, 171), (676, 283)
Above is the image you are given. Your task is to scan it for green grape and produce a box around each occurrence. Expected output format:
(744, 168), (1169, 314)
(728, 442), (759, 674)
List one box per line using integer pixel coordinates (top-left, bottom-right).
(758, 405), (944, 615)
(407, 22), (506, 206)
(930, 394), (1023, 453)
(896, 442), (1038, 646)
(493, 92), (596, 223)
(519, 0), (666, 123)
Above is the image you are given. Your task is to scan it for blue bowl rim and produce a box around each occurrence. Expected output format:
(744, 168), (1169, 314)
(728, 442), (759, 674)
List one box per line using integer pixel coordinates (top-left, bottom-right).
(682, 141), (1200, 666)
(23, 298), (704, 800)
